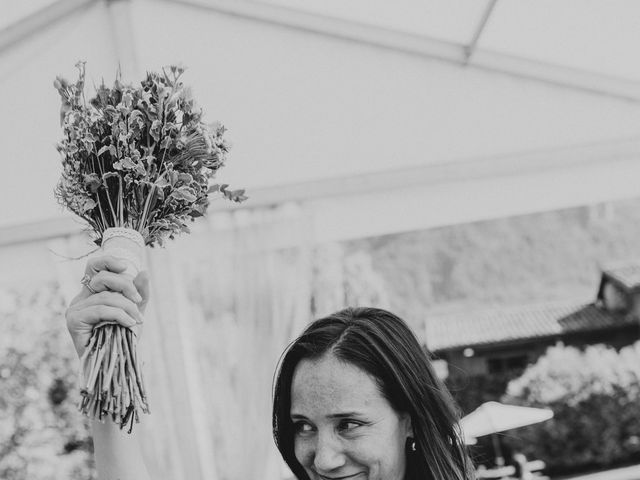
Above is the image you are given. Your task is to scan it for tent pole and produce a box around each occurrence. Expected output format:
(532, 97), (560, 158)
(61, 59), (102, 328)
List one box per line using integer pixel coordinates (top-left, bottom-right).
(105, 0), (140, 78)
(464, 0), (498, 64)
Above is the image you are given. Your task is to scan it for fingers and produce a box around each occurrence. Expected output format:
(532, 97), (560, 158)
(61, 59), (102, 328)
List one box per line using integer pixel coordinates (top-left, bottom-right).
(78, 254), (147, 304)
(85, 255), (127, 277)
(69, 291), (143, 327)
(88, 270), (143, 304)
(68, 256), (149, 358)
(133, 271), (150, 311)
(75, 305), (138, 328)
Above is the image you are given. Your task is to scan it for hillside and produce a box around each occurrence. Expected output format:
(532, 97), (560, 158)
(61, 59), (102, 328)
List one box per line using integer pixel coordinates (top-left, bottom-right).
(348, 198), (640, 331)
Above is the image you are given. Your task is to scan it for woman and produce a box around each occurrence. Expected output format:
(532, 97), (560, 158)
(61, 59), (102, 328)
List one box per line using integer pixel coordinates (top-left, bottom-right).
(273, 308), (473, 480)
(66, 255), (474, 480)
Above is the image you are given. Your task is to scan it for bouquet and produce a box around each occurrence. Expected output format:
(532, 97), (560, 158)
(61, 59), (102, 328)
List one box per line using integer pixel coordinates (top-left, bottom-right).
(54, 62), (246, 432)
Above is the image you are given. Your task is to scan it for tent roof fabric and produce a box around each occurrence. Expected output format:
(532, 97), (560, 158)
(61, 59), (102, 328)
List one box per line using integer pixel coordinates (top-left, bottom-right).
(249, 0), (640, 83)
(424, 300), (635, 353)
(3, 0), (640, 100)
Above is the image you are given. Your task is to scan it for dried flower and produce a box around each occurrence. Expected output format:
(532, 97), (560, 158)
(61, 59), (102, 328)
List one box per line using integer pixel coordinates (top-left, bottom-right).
(54, 62), (247, 432)
(55, 61), (247, 247)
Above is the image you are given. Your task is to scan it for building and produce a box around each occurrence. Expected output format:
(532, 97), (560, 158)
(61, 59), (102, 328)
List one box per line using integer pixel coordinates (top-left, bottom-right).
(425, 263), (640, 380)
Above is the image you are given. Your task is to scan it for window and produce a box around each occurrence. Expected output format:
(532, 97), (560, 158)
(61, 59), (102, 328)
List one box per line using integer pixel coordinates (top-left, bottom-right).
(487, 355), (528, 374)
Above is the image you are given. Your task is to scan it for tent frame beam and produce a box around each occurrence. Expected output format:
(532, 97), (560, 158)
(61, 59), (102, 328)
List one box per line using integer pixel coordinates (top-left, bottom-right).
(463, 0), (498, 64)
(0, 0), (98, 56)
(3, 137), (639, 247)
(161, 0), (640, 102)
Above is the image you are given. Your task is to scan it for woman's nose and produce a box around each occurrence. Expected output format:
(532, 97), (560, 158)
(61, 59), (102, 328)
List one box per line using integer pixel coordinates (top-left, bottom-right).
(313, 432), (346, 473)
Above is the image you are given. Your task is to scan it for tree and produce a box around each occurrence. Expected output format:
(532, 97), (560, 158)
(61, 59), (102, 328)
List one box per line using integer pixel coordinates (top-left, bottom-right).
(0, 285), (95, 480)
(501, 342), (640, 474)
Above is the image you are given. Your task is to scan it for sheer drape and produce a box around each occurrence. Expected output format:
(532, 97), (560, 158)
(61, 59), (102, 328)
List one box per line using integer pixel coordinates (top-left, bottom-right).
(141, 203), (313, 480)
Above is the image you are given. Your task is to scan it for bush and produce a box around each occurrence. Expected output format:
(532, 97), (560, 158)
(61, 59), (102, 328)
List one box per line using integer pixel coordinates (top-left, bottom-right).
(0, 284), (95, 480)
(502, 342), (640, 475)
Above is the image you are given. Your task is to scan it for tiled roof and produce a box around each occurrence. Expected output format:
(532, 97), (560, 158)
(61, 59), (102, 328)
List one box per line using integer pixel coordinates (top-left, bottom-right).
(601, 262), (640, 290)
(424, 301), (636, 352)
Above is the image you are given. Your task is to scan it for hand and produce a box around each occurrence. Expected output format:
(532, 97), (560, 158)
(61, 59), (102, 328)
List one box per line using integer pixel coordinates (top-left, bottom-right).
(65, 255), (150, 358)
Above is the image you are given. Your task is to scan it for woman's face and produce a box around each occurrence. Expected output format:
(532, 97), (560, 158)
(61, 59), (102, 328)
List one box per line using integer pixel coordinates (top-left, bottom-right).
(290, 352), (412, 480)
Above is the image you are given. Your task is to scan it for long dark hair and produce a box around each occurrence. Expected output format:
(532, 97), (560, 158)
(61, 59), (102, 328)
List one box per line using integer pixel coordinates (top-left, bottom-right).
(272, 307), (474, 480)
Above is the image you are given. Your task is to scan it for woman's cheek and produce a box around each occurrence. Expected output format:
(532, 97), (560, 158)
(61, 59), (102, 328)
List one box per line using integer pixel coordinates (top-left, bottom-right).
(294, 437), (312, 468)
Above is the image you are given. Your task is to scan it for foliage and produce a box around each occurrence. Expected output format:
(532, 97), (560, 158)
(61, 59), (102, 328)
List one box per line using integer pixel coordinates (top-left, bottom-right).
(0, 285), (96, 480)
(501, 342), (640, 474)
(351, 200), (640, 331)
(54, 62), (246, 247)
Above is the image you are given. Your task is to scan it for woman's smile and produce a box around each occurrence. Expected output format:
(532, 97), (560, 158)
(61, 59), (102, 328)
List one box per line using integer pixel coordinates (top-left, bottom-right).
(316, 473), (365, 480)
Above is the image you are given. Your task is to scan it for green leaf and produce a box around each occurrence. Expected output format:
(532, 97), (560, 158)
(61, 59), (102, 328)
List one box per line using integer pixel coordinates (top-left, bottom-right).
(170, 186), (196, 203)
(82, 173), (101, 193)
(121, 157), (136, 169)
(97, 145), (111, 157)
(155, 177), (170, 188)
(177, 173), (193, 184)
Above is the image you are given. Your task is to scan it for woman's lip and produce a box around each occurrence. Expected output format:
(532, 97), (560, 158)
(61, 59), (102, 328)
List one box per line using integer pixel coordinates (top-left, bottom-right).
(318, 474), (363, 480)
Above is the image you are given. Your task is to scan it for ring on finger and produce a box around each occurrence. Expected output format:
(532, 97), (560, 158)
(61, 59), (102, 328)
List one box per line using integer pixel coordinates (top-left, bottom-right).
(80, 274), (98, 294)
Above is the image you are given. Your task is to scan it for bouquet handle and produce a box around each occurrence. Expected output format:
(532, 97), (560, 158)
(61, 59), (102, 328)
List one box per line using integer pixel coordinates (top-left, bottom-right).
(78, 227), (149, 431)
(94, 228), (145, 329)
(102, 227), (145, 277)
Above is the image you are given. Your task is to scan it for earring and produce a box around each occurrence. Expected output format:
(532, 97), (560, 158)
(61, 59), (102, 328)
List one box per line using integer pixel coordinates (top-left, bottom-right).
(408, 437), (417, 452)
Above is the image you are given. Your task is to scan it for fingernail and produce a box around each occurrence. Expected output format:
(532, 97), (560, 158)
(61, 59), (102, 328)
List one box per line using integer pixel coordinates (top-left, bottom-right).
(134, 293), (143, 302)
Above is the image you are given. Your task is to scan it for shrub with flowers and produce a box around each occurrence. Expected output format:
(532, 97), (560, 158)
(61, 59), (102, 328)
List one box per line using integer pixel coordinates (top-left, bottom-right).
(0, 285), (96, 480)
(502, 342), (640, 475)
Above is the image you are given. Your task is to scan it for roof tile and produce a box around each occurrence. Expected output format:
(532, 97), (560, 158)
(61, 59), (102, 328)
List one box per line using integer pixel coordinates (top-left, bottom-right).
(425, 301), (635, 352)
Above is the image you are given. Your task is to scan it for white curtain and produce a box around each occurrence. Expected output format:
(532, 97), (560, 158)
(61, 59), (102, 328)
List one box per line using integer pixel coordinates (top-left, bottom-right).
(140, 203), (314, 480)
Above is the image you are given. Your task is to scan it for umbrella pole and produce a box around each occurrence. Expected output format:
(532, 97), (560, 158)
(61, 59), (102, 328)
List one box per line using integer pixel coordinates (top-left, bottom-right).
(491, 433), (505, 467)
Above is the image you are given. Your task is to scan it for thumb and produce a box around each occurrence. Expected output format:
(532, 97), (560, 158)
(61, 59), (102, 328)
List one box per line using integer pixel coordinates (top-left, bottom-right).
(133, 271), (150, 313)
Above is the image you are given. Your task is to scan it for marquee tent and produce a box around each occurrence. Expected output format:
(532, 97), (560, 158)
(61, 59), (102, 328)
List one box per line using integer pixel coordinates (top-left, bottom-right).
(1, 0), (640, 242)
(1, 1), (639, 479)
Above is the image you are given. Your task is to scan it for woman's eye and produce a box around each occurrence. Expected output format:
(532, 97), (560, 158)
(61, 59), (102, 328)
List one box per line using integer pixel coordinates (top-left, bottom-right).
(338, 420), (362, 432)
(293, 421), (314, 434)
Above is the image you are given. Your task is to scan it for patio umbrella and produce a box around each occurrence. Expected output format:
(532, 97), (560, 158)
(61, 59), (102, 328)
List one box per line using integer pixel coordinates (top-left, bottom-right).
(460, 401), (553, 466)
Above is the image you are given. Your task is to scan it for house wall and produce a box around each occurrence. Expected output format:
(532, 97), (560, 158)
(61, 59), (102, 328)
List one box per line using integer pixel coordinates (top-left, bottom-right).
(441, 326), (639, 381)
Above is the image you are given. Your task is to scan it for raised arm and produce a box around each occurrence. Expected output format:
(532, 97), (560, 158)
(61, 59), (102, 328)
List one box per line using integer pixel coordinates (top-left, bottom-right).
(65, 255), (151, 480)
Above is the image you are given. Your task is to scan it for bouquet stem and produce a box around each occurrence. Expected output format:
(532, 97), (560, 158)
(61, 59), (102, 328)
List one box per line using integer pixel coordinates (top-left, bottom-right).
(78, 228), (149, 433)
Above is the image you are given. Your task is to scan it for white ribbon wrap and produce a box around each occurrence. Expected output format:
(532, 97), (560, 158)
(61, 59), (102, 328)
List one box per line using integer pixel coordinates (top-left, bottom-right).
(101, 227), (145, 278)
